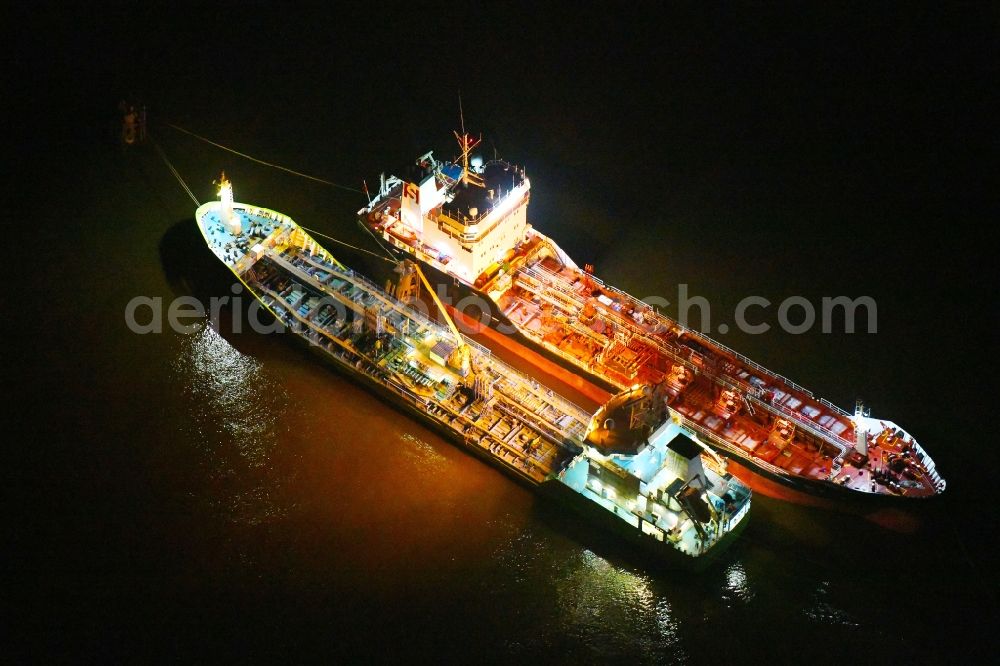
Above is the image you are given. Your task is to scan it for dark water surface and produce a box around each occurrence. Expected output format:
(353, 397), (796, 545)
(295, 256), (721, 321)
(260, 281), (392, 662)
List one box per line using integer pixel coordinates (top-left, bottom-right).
(12, 6), (995, 662)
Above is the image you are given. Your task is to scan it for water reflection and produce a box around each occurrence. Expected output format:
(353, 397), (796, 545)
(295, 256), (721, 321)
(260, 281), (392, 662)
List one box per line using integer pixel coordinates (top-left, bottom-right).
(554, 550), (686, 660)
(398, 432), (448, 475)
(804, 580), (859, 628)
(173, 324), (294, 526)
(723, 561), (756, 605)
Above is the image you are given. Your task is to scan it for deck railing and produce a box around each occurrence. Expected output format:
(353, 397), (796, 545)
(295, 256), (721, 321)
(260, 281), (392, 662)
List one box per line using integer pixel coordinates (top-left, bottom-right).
(756, 398), (851, 450)
(528, 258), (860, 435)
(289, 240), (594, 430)
(675, 413), (794, 480)
(593, 271), (824, 401)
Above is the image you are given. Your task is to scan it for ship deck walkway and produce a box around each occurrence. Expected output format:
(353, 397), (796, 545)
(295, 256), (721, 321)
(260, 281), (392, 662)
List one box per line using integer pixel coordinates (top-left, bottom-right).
(251, 241), (593, 465)
(481, 235), (941, 496)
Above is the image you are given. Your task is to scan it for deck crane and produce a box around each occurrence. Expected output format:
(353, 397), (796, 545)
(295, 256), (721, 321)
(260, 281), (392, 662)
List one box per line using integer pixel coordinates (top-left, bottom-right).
(401, 260), (473, 378)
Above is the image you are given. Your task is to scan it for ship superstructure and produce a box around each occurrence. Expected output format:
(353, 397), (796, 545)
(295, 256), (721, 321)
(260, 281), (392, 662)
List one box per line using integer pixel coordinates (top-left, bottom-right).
(197, 177), (751, 566)
(360, 133), (946, 499)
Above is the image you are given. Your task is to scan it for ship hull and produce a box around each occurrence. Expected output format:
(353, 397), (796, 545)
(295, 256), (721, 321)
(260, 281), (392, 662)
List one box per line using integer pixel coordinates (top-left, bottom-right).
(537, 478), (748, 571)
(721, 451), (934, 506)
(197, 208), (745, 567)
(250, 304), (745, 569)
(282, 316), (547, 488)
(389, 248), (938, 505)
(400, 254), (621, 395)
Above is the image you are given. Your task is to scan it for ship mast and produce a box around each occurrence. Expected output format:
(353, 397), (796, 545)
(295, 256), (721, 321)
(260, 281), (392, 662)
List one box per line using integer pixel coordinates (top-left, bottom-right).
(453, 95), (484, 188)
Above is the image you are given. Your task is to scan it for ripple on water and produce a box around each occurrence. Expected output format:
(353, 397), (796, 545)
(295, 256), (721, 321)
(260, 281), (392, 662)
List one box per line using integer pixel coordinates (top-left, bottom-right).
(804, 580), (860, 628)
(553, 550), (686, 659)
(172, 325), (296, 526)
(398, 432), (448, 474)
(722, 561), (756, 606)
(489, 526), (689, 661)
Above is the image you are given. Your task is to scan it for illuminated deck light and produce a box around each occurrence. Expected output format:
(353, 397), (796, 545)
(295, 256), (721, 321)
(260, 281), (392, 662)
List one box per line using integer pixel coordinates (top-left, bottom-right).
(217, 172), (241, 236)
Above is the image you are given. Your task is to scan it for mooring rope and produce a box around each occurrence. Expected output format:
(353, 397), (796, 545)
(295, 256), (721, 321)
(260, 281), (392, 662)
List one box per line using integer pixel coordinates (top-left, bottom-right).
(165, 122), (362, 193)
(298, 225), (396, 264)
(357, 216), (398, 260)
(157, 122), (397, 265)
(151, 139), (200, 207)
